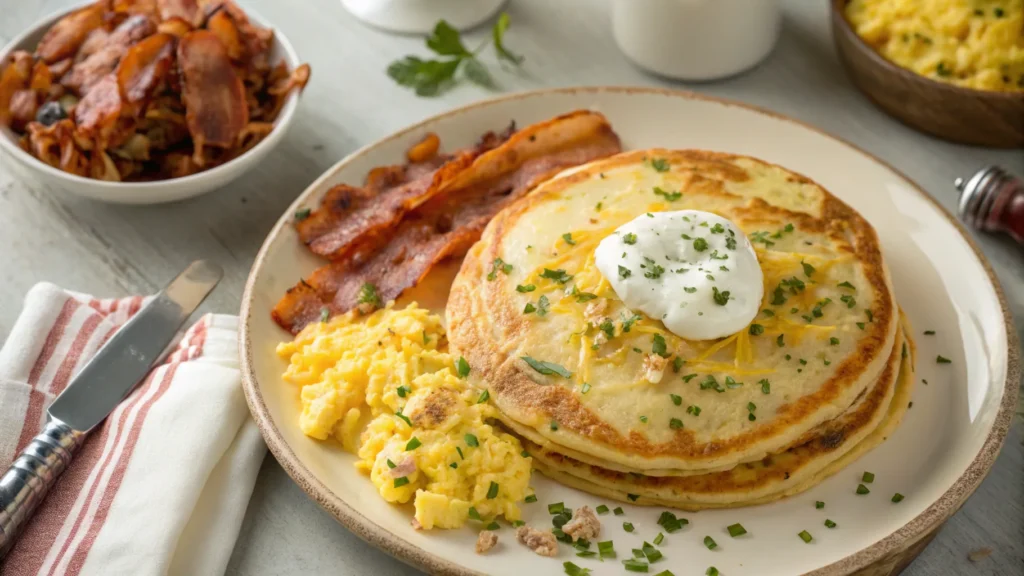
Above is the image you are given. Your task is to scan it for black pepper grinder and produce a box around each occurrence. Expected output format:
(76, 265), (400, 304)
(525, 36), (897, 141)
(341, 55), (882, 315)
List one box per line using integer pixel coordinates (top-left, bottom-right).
(955, 166), (1024, 245)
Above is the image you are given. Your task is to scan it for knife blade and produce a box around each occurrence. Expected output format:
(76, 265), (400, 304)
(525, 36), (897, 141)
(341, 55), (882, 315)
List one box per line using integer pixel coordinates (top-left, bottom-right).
(0, 260), (222, 557)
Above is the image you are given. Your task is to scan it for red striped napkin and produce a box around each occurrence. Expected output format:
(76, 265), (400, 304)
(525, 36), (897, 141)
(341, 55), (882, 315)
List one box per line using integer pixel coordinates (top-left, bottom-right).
(0, 283), (264, 575)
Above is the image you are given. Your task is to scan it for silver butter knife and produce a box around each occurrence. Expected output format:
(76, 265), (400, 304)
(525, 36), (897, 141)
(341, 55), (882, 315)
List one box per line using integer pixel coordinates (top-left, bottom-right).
(0, 260), (222, 557)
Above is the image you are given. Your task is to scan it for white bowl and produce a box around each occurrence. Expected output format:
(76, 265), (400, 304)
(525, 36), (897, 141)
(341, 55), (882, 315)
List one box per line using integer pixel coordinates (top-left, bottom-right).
(0, 2), (304, 205)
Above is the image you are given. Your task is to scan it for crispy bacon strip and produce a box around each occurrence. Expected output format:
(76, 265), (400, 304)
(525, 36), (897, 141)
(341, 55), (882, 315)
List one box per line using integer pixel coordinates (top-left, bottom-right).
(297, 128), (512, 262)
(74, 73), (124, 145)
(177, 30), (248, 162)
(35, 2), (107, 64)
(0, 52), (33, 127)
(206, 9), (244, 61)
(117, 33), (176, 107)
(62, 15), (158, 95)
(273, 111), (623, 333)
(157, 0), (202, 26)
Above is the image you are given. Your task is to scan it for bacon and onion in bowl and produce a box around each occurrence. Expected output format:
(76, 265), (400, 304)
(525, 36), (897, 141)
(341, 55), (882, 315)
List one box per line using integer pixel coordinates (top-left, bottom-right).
(0, 0), (310, 204)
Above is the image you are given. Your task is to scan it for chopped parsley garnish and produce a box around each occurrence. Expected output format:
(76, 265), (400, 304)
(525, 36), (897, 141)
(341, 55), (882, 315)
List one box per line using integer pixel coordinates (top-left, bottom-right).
(523, 303), (536, 314)
(405, 437), (422, 451)
(449, 462), (458, 469)
(710, 223), (725, 234)
(771, 286), (787, 305)
(862, 471), (875, 483)
(670, 394), (683, 406)
(811, 298), (832, 318)
(672, 356), (684, 372)
(486, 521), (500, 530)
(692, 237), (709, 252)
(521, 450), (530, 458)
(936, 61), (952, 77)
(825, 519), (837, 528)
(746, 402), (757, 421)
(682, 374), (698, 383)
(838, 281), (856, 290)
(840, 294), (857, 308)
(699, 375), (724, 392)
(627, 493), (640, 502)
(644, 261), (666, 279)
(750, 231), (775, 247)
(540, 268), (572, 283)
(619, 265), (633, 279)
(652, 334), (670, 357)
(477, 390), (489, 403)
(516, 284), (536, 292)
(995, 7), (1005, 16)
(574, 290), (598, 303)
(395, 410), (412, 426)
(522, 356), (572, 378)
(639, 415), (648, 423)
(830, 337), (840, 346)
(892, 493), (905, 503)
(703, 536), (717, 550)
(486, 258), (513, 281)
(777, 334), (786, 347)
(464, 434), (479, 447)
(801, 260), (816, 277)
(856, 483), (870, 495)
(725, 376), (743, 389)
(393, 477), (410, 488)
(622, 313), (642, 332)
(687, 405), (702, 416)
(623, 232), (638, 245)
(857, 322), (866, 330)
(936, 355), (952, 364)
(798, 530), (813, 543)
(725, 236), (737, 250)
(781, 277), (806, 294)
(866, 310), (874, 322)
(727, 523), (747, 537)
(357, 282), (382, 310)
(650, 158), (670, 172)
(706, 568), (720, 576)
(760, 378), (771, 394)
(294, 207), (311, 221)
(599, 319), (616, 339)
(396, 385), (410, 398)
(653, 186), (682, 201)
(670, 418), (684, 430)
(486, 481), (499, 499)
(749, 323), (764, 335)
(562, 233), (576, 245)
(536, 295), (550, 316)
(712, 287), (731, 306)
(456, 356), (471, 378)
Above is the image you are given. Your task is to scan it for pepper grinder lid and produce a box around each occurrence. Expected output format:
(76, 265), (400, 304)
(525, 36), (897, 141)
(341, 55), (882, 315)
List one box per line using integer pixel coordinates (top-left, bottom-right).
(954, 165), (1024, 244)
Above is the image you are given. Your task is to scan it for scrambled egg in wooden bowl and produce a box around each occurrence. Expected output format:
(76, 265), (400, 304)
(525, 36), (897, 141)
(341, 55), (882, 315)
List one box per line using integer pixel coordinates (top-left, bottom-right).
(843, 0), (1023, 92)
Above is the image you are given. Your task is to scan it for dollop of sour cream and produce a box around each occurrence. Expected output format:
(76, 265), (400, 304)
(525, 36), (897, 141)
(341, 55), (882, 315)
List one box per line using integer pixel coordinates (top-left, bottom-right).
(594, 210), (763, 341)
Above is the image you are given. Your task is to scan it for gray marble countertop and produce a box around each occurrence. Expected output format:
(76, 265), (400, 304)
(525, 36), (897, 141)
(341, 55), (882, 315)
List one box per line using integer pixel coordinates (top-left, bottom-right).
(1, 0), (1021, 574)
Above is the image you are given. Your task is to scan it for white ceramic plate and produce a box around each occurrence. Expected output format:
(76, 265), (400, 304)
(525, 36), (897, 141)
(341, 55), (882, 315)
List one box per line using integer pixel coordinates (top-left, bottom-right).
(0, 2), (303, 205)
(240, 87), (1018, 576)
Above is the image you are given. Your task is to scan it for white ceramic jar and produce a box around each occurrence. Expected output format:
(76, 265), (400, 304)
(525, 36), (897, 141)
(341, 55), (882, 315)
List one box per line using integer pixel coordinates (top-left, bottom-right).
(340, 0), (508, 33)
(611, 0), (782, 81)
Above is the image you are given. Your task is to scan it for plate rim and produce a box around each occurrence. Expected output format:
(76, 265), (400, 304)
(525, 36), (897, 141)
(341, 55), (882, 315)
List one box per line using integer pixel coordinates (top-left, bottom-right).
(238, 85), (1020, 576)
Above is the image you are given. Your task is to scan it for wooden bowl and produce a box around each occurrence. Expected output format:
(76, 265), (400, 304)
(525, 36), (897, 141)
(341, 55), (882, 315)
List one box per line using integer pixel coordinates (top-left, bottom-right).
(830, 0), (1024, 148)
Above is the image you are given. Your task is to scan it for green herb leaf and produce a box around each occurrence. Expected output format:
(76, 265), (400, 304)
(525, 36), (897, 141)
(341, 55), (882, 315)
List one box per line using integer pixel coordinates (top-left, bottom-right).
(464, 434), (479, 447)
(516, 284), (536, 293)
(653, 186), (682, 201)
(395, 410), (412, 426)
(856, 483), (870, 495)
(936, 355), (952, 364)
(522, 356), (572, 378)
(405, 437), (422, 451)
(486, 481), (499, 499)
(394, 476), (410, 488)
(815, 501), (825, 509)
(825, 519), (837, 528)
(623, 232), (638, 245)
(596, 504), (609, 514)
(320, 307), (330, 322)
(563, 561), (591, 576)
(598, 540), (616, 558)
(749, 323), (764, 335)
(862, 471), (875, 483)
(487, 257), (513, 281)
(462, 58), (493, 87)
(693, 237), (709, 252)
(652, 334), (670, 357)
(623, 522), (635, 532)
(712, 287), (731, 306)
(613, 507), (624, 515)
(294, 208), (311, 221)
(357, 282), (382, 310)
(541, 268), (573, 284)
(477, 390), (490, 403)
(670, 393), (682, 406)
(456, 356), (471, 378)
(468, 507), (481, 520)
(397, 385), (410, 398)
(492, 12), (524, 65)
(650, 158), (670, 172)
(760, 378), (771, 394)
(703, 536), (717, 550)
(727, 523), (747, 537)
(669, 418), (683, 430)
(619, 265), (633, 279)
(798, 530), (813, 543)
(426, 20), (471, 56)
(525, 494), (538, 503)
(891, 493), (905, 503)
(801, 260), (816, 277)
(562, 232), (577, 245)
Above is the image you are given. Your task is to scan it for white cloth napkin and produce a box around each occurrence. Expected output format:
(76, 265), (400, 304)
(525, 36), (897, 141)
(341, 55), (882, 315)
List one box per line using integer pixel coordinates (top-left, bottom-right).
(0, 283), (264, 576)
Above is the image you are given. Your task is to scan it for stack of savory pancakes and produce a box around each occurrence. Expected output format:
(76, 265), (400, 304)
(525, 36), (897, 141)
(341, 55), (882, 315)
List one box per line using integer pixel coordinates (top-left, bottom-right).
(447, 149), (916, 509)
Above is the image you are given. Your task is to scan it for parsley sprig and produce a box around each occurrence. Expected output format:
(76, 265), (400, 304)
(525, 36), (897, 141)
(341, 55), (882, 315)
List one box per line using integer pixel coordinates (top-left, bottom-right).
(387, 15), (523, 96)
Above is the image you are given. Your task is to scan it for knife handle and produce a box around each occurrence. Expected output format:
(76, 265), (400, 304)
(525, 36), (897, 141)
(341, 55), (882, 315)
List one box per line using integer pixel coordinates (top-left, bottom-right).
(0, 419), (85, 557)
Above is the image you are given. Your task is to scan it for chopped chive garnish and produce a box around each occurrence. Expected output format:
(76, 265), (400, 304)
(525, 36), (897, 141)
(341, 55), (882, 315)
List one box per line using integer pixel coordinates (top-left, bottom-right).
(798, 530), (813, 543)
(550, 420), (559, 431)
(449, 462), (458, 469)
(777, 334), (785, 347)
(405, 437), (422, 451)
(525, 494), (538, 503)
(856, 484), (870, 495)
(580, 382), (592, 394)
(924, 330), (935, 335)
(393, 477), (409, 488)
(670, 418), (684, 430)
(642, 542), (663, 562)
(892, 493), (905, 503)
(563, 561), (590, 576)
(613, 507), (624, 515)
(294, 208), (311, 221)
(463, 434), (480, 448)
(468, 507), (481, 520)
(653, 570), (674, 576)
(639, 415), (649, 423)
(512, 520), (526, 527)
(522, 356), (573, 378)
(830, 337), (840, 346)
(623, 522), (635, 532)
(627, 493), (640, 502)
(456, 357), (470, 378)
(815, 501), (825, 509)
(548, 502), (565, 514)
(596, 504), (609, 514)
(706, 569), (720, 576)
(838, 281), (856, 290)
(862, 471), (875, 483)
(396, 385), (410, 398)
(456, 446), (465, 460)
(516, 284), (536, 293)
(486, 481), (499, 499)
(650, 158), (670, 172)
(937, 355), (952, 364)
(670, 394), (682, 406)
(801, 260), (816, 277)
(598, 540), (616, 558)
(703, 536), (717, 550)
(622, 558), (648, 572)
(477, 390), (490, 403)
(727, 523), (747, 537)
(653, 532), (664, 545)
(562, 233), (576, 245)
(825, 519), (837, 528)
(486, 521), (500, 530)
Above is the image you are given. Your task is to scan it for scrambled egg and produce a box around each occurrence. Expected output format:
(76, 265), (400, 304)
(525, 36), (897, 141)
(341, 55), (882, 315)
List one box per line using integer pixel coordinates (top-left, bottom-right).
(277, 303), (532, 529)
(845, 0), (1024, 91)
